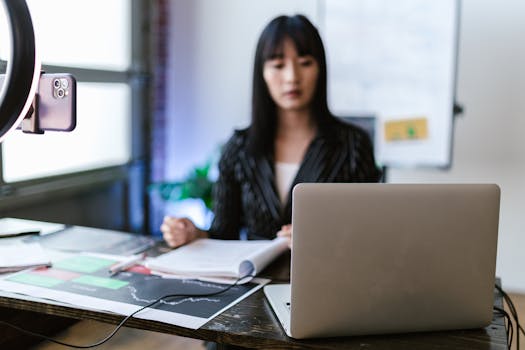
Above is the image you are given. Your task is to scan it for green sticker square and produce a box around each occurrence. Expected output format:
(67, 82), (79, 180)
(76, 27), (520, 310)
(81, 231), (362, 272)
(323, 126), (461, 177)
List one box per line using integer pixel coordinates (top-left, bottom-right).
(7, 273), (64, 288)
(54, 256), (116, 273)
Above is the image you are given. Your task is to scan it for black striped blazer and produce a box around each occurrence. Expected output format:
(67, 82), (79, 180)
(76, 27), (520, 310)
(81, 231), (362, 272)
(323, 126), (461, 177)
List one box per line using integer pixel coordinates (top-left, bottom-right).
(208, 121), (382, 240)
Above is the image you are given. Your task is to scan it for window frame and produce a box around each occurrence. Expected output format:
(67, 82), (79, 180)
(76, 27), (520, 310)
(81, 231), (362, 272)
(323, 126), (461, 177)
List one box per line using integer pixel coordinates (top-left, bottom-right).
(0, 0), (152, 229)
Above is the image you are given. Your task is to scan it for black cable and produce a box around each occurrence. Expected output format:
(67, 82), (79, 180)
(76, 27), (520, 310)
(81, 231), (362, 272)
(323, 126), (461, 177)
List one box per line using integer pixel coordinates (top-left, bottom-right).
(4, 279), (518, 349)
(496, 284), (525, 336)
(0, 274), (256, 349)
(494, 306), (514, 348)
(494, 306), (513, 349)
(503, 290), (520, 350)
(495, 284), (525, 350)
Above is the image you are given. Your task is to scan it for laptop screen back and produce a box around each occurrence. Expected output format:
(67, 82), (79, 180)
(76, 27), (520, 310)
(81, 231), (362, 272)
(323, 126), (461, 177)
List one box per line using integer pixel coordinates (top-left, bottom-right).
(289, 183), (500, 339)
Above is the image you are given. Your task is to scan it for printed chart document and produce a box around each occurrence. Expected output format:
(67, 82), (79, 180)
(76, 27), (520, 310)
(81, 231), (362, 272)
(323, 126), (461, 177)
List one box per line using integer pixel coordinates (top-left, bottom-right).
(146, 237), (289, 281)
(0, 254), (268, 329)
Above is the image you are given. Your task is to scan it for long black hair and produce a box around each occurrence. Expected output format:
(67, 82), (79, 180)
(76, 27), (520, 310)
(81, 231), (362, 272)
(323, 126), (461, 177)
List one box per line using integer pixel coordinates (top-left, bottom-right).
(248, 14), (337, 156)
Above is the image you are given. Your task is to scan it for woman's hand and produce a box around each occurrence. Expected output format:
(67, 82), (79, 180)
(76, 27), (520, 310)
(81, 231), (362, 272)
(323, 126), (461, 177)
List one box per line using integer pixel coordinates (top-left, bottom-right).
(277, 224), (292, 249)
(161, 216), (201, 248)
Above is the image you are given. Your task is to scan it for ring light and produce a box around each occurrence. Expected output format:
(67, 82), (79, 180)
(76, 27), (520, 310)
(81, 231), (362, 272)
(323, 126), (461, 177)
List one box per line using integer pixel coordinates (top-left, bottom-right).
(0, 0), (40, 143)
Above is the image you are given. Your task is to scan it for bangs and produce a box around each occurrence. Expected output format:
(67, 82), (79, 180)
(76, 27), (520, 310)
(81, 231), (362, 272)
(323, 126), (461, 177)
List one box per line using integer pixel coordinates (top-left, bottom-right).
(250, 14), (333, 156)
(260, 17), (321, 61)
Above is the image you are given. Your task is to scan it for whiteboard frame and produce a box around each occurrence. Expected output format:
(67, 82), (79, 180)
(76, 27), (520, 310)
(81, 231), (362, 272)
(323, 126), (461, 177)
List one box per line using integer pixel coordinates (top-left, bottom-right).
(320, 0), (462, 169)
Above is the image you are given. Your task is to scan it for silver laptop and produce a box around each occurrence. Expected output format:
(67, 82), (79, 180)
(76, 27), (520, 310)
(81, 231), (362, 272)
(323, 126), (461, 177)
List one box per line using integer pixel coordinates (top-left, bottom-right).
(264, 183), (500, 339)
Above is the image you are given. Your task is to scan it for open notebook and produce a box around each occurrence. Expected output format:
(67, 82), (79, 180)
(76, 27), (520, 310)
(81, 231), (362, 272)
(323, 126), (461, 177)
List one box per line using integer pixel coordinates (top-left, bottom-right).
(146, 237), (288, 282)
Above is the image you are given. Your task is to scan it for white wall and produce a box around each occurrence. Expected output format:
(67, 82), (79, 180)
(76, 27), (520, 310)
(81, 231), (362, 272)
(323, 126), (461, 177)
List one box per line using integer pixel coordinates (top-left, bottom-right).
(166, 0), (525, 292)
(165, 0), (318, 180)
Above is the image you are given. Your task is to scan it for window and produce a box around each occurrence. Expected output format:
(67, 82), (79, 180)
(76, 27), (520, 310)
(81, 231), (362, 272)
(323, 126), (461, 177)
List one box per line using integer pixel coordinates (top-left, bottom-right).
(1, 0), (132, 183)
(0, 0), (151, 234)
(2, 83), (131, 182)
(25, 0), (130, 71)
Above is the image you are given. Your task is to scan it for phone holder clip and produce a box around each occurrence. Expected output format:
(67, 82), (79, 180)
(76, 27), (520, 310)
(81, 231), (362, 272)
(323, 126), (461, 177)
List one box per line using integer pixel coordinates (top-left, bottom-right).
(21, 71), (45, 134)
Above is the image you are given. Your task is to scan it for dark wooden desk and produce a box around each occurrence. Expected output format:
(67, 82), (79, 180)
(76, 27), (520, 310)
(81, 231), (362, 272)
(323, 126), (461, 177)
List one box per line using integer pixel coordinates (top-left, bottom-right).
(0, 247), (509, 349)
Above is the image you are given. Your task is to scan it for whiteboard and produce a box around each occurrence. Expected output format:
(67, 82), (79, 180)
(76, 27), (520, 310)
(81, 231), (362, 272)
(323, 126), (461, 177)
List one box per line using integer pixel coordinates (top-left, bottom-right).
(322, 0), (460, 168)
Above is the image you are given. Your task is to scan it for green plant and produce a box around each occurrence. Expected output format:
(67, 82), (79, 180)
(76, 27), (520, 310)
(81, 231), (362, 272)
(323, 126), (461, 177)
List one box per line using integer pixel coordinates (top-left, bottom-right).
(149, 162), (215, 210)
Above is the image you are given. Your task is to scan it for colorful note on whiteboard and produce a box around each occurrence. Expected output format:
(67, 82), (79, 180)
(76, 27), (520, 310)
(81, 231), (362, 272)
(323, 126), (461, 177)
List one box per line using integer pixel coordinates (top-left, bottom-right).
(384, 117), (428, 142)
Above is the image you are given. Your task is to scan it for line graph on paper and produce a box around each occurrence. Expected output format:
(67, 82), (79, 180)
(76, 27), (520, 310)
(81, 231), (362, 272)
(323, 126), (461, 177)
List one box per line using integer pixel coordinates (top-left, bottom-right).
(4, 255), (259, 319)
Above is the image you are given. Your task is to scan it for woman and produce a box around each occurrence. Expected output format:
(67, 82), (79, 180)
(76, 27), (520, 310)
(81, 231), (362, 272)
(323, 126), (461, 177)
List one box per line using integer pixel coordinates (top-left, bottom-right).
(162, 14), (381, 248)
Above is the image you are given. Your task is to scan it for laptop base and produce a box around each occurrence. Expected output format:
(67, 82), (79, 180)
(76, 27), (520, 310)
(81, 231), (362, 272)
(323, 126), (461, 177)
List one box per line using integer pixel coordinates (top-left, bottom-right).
(264, 284), (291, 337)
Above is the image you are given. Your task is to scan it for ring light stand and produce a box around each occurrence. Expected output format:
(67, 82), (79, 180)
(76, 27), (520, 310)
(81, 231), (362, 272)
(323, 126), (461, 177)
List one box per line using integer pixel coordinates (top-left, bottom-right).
(0, 0), (40, 142)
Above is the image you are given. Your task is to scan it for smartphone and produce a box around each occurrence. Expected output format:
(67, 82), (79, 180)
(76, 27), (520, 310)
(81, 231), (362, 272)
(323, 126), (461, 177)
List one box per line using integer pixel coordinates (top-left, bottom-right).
(35, 73), (77, 131)
(0, 73), (76, 132)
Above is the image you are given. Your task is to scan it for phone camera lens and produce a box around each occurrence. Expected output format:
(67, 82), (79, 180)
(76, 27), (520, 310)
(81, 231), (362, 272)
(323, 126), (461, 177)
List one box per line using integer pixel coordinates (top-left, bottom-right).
(60, 78), (69, 89)
(53, 79), (61, 88)
(57, 88), (65, 98)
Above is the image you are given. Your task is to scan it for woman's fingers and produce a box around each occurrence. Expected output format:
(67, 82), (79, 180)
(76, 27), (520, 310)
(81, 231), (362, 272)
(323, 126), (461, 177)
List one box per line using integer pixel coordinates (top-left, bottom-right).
(277, 224), (293, 249)
(277, 224), (292, 237)
(161, 216), (197, 248)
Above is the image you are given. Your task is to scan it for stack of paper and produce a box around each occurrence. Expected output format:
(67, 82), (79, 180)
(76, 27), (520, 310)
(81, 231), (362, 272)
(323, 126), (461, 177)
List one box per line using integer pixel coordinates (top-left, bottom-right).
(0, 217), (65, 238)
(0, 243), (51, 273)
(146, 237), (289, 282)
